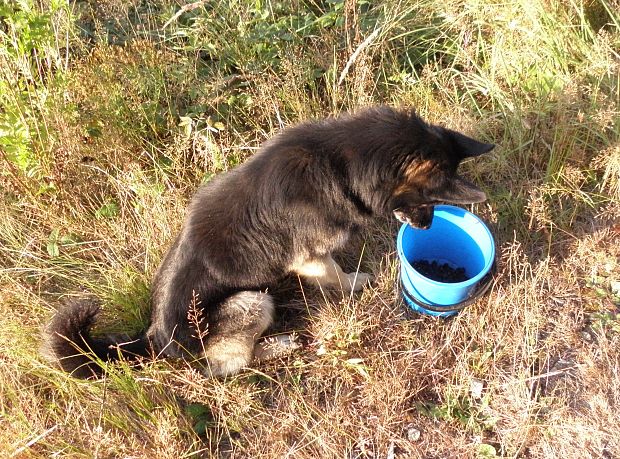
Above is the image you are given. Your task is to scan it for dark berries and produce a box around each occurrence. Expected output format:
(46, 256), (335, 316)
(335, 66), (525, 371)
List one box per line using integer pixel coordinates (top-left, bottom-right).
(412, 260), (468, 283)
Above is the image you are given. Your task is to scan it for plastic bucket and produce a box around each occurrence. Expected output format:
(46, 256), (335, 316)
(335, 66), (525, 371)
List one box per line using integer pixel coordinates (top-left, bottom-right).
(397, 205), (495, 318)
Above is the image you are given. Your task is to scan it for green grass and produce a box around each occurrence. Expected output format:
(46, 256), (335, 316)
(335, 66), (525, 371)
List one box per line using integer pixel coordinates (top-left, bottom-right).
(1, 0), (619, 457)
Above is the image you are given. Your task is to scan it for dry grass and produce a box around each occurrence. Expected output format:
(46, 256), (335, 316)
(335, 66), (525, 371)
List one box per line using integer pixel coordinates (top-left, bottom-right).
(1, 0), (619, 457)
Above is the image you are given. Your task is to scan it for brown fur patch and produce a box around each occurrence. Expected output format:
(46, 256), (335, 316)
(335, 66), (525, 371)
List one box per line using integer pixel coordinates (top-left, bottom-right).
(342, 147), (357, 161)
(393, 160), (438, 196)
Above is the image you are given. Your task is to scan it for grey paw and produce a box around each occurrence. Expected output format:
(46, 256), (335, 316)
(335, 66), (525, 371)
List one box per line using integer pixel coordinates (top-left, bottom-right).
(254, 334), (301, 362)
(348, 271), (373, 292)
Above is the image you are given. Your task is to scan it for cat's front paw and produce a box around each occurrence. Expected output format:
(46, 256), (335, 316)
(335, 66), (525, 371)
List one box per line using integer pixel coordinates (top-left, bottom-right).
(348, 271), (373, 292)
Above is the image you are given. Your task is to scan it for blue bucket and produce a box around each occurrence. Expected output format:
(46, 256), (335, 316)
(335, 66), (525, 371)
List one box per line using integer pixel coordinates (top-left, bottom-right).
(397, 205), (495, 317)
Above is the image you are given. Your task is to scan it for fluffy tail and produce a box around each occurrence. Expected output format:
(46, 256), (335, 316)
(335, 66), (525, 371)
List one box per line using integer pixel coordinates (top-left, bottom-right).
(43, 298), (152, 378)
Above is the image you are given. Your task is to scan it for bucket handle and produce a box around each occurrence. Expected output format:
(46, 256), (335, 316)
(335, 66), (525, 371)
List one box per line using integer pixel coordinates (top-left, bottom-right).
(400, 259), (497, 314)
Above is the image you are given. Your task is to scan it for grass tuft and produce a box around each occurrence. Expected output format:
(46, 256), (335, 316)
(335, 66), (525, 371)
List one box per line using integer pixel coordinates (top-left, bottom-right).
(1, 0), (619, 457)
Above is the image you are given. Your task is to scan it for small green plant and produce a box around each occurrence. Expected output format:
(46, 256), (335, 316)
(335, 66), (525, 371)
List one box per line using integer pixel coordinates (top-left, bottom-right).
(185, 403), (215, 436)
(0, 0), (72, 182)
(95, 199), (120, 219)
(585, 270), (620, 307)
(477, 443), (498, 458)
(589, 312), (620, 335)
(46, 228), (80, 258)
(416, 394), (497, 433)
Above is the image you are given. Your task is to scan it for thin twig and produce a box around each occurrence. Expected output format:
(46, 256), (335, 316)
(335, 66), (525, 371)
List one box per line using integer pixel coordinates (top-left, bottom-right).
(337, 27), (382, 86)
(11, 425), (59, 457)
(163, 1), (208, 29)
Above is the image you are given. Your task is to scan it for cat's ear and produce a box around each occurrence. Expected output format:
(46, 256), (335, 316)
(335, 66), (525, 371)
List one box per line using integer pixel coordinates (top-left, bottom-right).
(446, 129), (495, 158)
(427, 176), (487, 204)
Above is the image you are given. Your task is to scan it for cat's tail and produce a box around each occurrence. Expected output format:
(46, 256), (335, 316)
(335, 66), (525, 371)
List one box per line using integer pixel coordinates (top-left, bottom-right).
(42, 298), (152, 378)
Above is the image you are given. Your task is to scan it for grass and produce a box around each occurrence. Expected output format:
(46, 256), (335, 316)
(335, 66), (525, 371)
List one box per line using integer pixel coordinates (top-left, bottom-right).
(1, 0), (619, 457)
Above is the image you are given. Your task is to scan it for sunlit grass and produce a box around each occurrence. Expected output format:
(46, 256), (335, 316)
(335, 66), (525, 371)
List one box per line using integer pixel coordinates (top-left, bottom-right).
(1, 0), (619, 457)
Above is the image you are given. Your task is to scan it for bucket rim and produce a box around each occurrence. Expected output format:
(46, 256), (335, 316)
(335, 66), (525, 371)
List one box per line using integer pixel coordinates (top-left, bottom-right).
(396, 204), (495, 288)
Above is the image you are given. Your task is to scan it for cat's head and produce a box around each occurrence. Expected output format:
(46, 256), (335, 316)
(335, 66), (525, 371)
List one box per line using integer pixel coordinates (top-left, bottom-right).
(388, 113), (494, 229)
